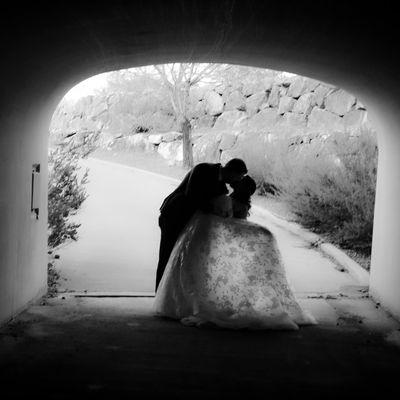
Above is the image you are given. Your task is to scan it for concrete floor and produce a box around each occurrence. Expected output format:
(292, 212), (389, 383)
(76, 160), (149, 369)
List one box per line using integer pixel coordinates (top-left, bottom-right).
(3, 158), (398, 398)
(1, 294), (399, 399)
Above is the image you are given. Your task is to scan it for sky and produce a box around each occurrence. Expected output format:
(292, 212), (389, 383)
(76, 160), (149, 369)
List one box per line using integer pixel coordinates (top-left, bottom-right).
(63, 73), (110, 101)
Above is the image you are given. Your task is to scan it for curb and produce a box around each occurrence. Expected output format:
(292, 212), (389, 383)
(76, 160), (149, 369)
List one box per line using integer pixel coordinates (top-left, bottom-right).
(251, 205), (370, 286)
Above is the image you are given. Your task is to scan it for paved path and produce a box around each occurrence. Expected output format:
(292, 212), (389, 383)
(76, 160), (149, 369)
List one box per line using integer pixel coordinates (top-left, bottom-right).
(57, 158), (178, 293)
(57, 157), (358, 295)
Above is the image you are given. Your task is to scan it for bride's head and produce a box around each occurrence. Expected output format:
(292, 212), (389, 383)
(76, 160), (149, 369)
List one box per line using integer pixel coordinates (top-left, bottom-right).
(231, 175), (257, 199)
(230, 175), (257, 218)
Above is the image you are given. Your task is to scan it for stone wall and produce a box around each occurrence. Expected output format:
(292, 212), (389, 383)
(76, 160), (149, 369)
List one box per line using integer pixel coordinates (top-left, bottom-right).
(51, 72), (373, 166)
(123, 74), (372, 166)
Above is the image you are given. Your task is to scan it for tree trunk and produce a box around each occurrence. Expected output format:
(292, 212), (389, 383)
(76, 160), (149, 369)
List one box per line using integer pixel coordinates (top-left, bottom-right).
(181, 117), (193, 169)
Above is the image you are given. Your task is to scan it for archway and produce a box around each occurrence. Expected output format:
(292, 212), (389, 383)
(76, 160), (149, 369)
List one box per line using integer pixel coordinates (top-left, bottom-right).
(48, 64), (374, 298)
(0, 1), (399, 324)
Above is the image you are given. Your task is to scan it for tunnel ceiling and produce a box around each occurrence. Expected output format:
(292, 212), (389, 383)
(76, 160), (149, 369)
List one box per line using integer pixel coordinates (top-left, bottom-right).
(1, 0), (399, 107)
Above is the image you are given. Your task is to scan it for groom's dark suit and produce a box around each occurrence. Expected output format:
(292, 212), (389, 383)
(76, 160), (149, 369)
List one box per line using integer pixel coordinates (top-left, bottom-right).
(156, 162), (228, 290)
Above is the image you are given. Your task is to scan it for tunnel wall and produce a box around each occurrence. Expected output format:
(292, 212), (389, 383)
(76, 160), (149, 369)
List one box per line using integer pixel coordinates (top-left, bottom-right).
(0, 102), (50, 322)
(0, 1), (399, 323)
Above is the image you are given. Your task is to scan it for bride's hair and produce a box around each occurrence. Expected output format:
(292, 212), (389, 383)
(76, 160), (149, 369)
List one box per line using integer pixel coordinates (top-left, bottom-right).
(230, 175), (257, 218)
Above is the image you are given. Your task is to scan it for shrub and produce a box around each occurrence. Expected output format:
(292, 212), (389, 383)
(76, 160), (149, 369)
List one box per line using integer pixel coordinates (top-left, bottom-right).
(47, 258), (60, 297)
(278, 130), (377, 254)
(48, 148), (89, 249)
(238, 129), (378, 254)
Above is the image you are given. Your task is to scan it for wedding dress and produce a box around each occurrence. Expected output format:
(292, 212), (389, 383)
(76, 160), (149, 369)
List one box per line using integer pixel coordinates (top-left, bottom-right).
(153, 200), (316, 330)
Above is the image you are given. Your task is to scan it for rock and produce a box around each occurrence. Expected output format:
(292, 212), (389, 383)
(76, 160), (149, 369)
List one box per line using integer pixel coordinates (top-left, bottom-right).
(214, 83), (227, 95)
(157, 141), (183, 165)
(190, 86), (206, 103)
(193, 114), (215, 129)
(355, 99), (367, 110)
(304, 78), (320, 93)
(266, 85), (280, 107)
(325, 89), (356, 116)
(313, 85), (334, 107)
(98, 132), (116, 147)
(292, 92), (316, 114)
(220, 149), (236, 164)
(242, 80), (261, 97)
(162, 131), (182, 142)
(308, 107), (345, 133)
(90, 98), (108, 117)
(287, 77), (320, 98)
(126, 133), (147, 149)
(191, 99), (207, 119)
(232, 131), (268, 156)
(233, 115), (249, 127)
(104, 112), (140, 136)
(224, 90), (246, 111)
(148, 133), (164, 144)
(192, 85), (213, 102)
(193, 131), (221, 163)
(343, 110), (370, 133)
(219, 131), (239, 151)
(144, 141), (157, 153)
(287, 77), (306, 98)
(246, 91), (267, 116)
(262, 76), (275, 91)
(247, 108), (278, 131)
(213, 110), (247, 130)
(191, 129), (206, 142)
(204, 91), (224, 116)
(275, 73), (296, 87)
(272, 112), (308, 137)
(277, 96), (295, 115)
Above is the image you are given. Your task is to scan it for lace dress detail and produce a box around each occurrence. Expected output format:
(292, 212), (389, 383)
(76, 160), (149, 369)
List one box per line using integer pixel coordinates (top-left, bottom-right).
(154, 211), (316, 330)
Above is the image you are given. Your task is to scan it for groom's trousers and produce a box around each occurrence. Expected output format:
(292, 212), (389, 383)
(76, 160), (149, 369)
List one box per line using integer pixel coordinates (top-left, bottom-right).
(155, 213), (188, 291)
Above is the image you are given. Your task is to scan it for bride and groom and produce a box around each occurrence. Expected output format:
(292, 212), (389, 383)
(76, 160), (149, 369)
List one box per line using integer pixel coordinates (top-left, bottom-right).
(154, 158), (316, 330)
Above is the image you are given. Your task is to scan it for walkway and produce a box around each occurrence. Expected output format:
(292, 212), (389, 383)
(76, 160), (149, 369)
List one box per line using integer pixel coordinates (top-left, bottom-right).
(57, 157), (359, 296)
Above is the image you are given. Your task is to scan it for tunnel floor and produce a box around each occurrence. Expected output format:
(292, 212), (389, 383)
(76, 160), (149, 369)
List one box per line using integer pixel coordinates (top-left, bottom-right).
(1, 293), (400, 399)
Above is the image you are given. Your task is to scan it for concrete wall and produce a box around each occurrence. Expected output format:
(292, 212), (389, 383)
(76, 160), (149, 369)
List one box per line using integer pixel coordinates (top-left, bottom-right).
(0, 97), (52, 322)
(367, 89), (400, 317)
(0, 1), (399, 323)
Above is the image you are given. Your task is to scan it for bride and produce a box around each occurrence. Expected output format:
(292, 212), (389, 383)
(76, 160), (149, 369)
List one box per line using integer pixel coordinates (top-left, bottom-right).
(153, 175), (316, 330)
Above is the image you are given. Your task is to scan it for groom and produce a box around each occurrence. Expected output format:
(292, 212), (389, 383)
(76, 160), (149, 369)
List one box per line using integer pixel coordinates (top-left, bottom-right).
(155, 158), (248, 290)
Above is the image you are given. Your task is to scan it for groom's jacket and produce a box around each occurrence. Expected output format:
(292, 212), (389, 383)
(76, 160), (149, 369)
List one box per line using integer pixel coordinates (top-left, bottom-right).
(160, 162), (228, 221)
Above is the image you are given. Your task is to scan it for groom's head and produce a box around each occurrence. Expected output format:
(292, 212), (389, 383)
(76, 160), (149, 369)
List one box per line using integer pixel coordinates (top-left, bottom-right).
(221, 158), (248, 184)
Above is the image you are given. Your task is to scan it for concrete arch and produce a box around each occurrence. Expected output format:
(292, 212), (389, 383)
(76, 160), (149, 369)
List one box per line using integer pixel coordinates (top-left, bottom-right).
(1, 1), (399, 323)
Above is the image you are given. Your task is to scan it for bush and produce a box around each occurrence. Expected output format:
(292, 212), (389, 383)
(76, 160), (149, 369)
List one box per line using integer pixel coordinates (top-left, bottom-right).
(47, 258), (60, 297)
(48, 148), (89, 249)
(239, 129), (378, 255)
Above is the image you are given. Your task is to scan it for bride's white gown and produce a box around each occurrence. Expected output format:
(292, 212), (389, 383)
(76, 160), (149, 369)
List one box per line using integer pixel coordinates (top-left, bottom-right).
(153, 211), (316, 330)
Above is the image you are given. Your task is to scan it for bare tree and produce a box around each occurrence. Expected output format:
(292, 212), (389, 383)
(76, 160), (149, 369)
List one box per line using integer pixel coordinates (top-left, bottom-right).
(152, 63), (225, 169)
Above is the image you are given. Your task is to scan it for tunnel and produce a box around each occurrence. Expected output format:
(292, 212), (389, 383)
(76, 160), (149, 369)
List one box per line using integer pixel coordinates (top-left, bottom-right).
(0, 0), (399, 325)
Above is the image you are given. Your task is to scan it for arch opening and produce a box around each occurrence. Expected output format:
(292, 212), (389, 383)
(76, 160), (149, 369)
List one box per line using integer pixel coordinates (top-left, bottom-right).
(1, 1), (400, 326)
(48, 63), (376, 300)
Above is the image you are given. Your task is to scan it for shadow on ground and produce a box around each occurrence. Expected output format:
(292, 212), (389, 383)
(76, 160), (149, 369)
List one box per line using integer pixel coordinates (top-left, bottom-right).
(1, 295), (399, 399)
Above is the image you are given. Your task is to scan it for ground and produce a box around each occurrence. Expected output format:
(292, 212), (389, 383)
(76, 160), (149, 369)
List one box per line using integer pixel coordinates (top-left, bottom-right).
(54, 156), (362, 294)
(0, 294), (399, 399)
(91, 146), (372, 270)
